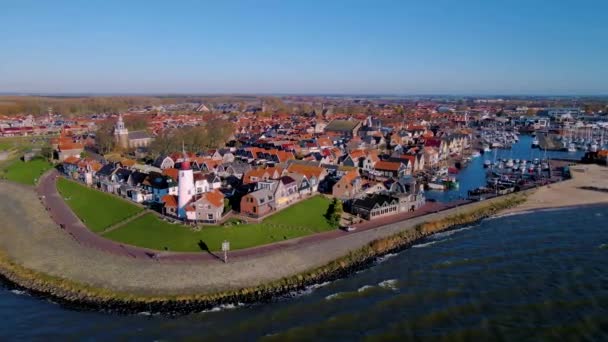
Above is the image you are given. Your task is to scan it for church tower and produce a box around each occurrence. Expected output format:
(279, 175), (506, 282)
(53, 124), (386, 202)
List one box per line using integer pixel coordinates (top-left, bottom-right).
(177, 145), (194, 219)
(114, 113), (129, 149)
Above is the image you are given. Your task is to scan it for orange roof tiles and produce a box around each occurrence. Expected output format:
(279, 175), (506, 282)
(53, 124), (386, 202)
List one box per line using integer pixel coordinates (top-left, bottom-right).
(374, 160), (402, 171)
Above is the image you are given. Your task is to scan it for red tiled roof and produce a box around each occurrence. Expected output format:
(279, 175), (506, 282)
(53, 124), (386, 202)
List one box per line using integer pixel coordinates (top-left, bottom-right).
(162, 194), (178, 207)
(374, 161), (402, 171)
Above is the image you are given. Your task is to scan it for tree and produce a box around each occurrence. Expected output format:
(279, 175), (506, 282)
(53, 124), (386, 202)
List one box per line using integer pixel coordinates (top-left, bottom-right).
(95, 121), (116, 154)
(40, 146), (53, 161)
(325, 198), (343, 227)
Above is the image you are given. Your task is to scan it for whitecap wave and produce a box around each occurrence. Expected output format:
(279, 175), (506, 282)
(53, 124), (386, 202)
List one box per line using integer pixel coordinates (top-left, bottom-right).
(202, 302), (244, 313)
(376, 253), (398, 263)
(10, 289), (26, 296)
(357, 285), (374, 293)
(413, 240), (440, 248)
(430, 226), (473, 240)
(325, 293), (341, 300)
(378, 279), (398, 290)
(293, 281), (332, 297)
(137, 311), (152, 316)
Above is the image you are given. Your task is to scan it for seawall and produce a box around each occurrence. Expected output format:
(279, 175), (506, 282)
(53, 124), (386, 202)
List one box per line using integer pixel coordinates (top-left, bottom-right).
(0, 189), (526, 314)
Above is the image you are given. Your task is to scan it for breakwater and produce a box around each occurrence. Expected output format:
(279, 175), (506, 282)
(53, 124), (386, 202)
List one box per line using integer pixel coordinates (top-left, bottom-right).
(0, 194), (526, 315)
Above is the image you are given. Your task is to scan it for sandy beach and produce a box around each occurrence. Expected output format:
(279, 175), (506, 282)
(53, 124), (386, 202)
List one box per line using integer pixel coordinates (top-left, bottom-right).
(502, 164), (608, 215)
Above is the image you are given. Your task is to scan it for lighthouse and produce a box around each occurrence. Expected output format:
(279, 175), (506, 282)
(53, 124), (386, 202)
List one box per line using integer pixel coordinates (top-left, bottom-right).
(177, 146), (194, 219)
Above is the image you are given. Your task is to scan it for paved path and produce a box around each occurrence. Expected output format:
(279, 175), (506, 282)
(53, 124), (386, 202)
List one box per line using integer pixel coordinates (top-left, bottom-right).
(100, 210), (149, 235)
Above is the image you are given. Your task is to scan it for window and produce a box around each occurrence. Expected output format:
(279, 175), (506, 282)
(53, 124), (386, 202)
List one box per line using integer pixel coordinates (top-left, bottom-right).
(208, 214), (213, 220)
(253, 207), (257, 213)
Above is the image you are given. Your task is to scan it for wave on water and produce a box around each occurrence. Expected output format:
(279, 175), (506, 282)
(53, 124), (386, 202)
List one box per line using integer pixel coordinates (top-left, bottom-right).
(10, 289), (27, 296)
(325, 293), (342, 301)
(357, 285), (375, 293)
(376, 253), (398, 263)
(599, 243), (608, 250)
(378, 279), (398, 290)
(292, 281), (332, 297)
(201, 302), (245, 313)
(413, 238), (452, 248)
(430, 226), (474, 240)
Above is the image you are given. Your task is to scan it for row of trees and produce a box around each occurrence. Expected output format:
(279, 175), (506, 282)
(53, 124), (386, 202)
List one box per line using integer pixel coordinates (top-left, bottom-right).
(148, 119), (234, 155)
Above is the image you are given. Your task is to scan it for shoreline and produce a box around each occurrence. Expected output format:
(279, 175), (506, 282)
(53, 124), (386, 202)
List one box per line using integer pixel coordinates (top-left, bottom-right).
(0, 194), (526, 315)
(0, 163), (606, 315)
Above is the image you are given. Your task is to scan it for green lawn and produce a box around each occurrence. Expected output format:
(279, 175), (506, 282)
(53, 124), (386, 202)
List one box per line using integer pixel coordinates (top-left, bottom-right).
(104, 196), (335, 252)
(57, 178), (144, 232)
(2, 158), (53, 185)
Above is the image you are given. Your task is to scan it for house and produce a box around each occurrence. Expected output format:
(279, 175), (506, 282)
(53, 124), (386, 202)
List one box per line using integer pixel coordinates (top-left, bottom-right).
(152, 155), (175, 170)
(372, 160), (409, 178)
(286, 163), (327, 192)
(216, 161), (252, 179)
(240, 189), (275, 218)
(351, 194), (399, 220)
(332, 169), (361, 199)
(188, 189), (225, 223)
(242, 166), (283, 184)
(389, 177), (426, 212)
(324, 120), (362, 137)
(162, 194), (179, 217)
(141, 172), (177, 202)
(286, 172), (313, 196)
(341, 149), (367, 167)
(273, 176), (299, 208)
(362, 151), (380, 173)
(210, 149), (235, 163)
(423, 147), (439, 167)
(62, 156), (81, 177)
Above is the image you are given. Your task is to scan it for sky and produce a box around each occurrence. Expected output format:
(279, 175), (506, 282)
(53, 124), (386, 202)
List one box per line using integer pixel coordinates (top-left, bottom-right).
(1, 0), (607, 95)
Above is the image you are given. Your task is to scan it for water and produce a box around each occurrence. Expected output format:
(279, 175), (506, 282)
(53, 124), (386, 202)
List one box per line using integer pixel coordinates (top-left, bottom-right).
(425, 135), (585, 202)
(2, 205), (608, 340)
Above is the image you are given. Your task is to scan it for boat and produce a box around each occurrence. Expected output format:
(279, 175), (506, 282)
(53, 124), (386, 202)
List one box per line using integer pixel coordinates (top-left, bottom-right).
(589, 142), (599, 152)
(483, 144), (491, 152)
(471, 151), (481, 158)
(567, 143), (577, 153)
(483, 160), (492, 168)
(531, 137), (539, 147)
(427, 182), (446, 191)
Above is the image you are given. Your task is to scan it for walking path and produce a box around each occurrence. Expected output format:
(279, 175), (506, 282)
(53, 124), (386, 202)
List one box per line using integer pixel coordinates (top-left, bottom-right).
(100, 210), (149, 235)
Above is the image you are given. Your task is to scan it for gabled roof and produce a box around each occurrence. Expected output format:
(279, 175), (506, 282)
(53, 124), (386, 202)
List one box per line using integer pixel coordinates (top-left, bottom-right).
(197, 189), (224, 208)
(162, 194), (178, 207)
(374, 160), (403, 171)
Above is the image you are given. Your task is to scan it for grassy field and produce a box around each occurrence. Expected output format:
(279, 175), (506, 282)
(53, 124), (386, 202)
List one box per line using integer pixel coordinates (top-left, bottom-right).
(2, 158), (53, 185)
(104, 196), (335, 252)
(57, 178), (144, 232)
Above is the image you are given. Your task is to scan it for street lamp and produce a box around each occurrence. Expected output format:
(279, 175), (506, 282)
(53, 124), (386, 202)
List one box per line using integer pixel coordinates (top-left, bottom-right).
(222, 240), (230, 263)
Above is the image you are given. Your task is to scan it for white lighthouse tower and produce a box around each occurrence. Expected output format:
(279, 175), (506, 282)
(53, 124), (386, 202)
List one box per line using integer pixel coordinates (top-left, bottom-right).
(177, 145), (194, 219)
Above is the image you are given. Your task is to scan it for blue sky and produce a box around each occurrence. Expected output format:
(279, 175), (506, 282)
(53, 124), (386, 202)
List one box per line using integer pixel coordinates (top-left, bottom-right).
(1, 0), (607, 95)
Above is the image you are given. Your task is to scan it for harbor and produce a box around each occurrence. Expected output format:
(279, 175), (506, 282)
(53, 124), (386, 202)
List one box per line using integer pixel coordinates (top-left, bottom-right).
(424, 134), (584, 203)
